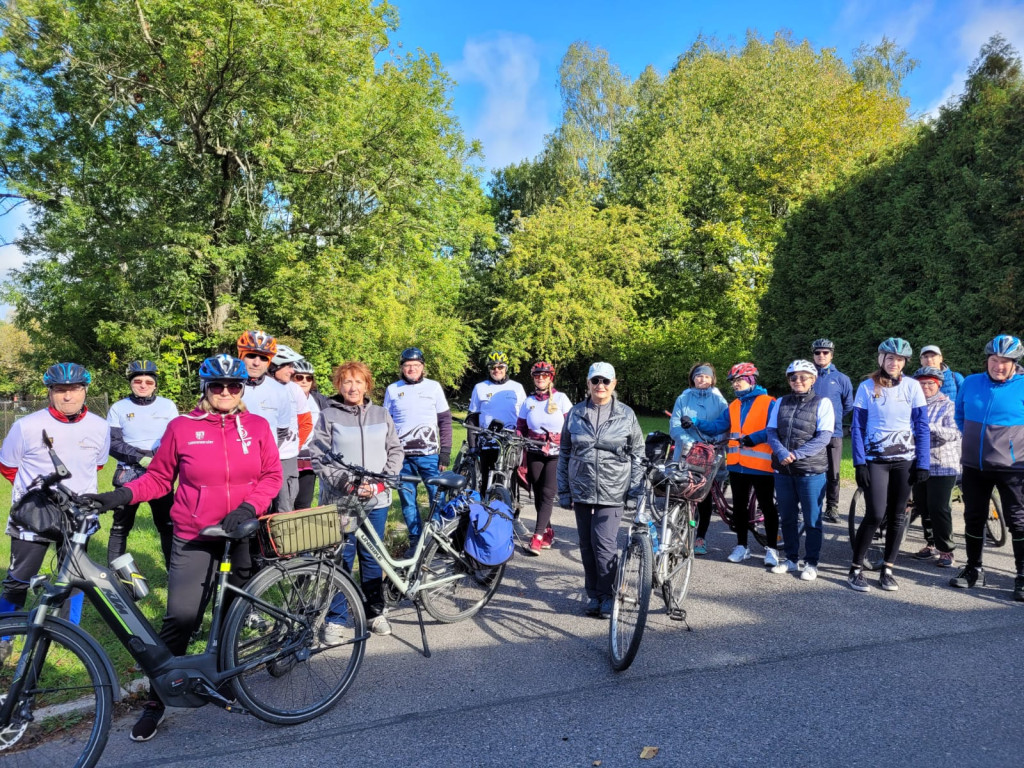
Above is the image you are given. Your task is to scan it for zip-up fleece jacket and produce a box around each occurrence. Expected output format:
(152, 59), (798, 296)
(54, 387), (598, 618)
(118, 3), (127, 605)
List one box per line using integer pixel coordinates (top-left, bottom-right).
(125, 408), (283, 540)
(669, 386), (728, 461)
(955, 372), (1024, 471)
(308, 397), (404, 509)
(557, 397), (645, 506)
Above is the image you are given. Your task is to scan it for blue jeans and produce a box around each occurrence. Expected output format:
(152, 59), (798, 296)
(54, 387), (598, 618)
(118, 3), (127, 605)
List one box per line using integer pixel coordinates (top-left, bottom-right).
(398, 454), (441, 546)
(775, 473), (826, 566)
(337, 505), (388, 618)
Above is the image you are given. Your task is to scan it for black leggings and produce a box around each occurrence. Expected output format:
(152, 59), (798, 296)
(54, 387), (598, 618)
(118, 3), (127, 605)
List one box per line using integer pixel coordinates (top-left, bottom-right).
(729, 472), (778, 548)
(295, 469), (317, 510)
(961, 466), (1024, 573)
(695, 494), (713, 538)
(107, 492), (175, 567)
(526, 453), (559, 534)
(852, 460), (912, 567)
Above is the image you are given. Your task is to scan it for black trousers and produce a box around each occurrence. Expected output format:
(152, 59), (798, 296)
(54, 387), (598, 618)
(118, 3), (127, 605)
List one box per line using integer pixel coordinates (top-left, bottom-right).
(961, 465), (1024, 573)
(852, 460), (912, 566)
(574, 503), (622, 600)
(294, 469), (317, 510)
(728, 472), (778, 548)
(526, 453), (559, 534)
(107, 492), (175, 567)
(915, 474), (957, 553)
(825, 435), (843, 507)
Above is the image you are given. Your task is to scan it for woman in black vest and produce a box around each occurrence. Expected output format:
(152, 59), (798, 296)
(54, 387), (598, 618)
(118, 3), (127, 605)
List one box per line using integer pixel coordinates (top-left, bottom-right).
(765, 360), (836, 581)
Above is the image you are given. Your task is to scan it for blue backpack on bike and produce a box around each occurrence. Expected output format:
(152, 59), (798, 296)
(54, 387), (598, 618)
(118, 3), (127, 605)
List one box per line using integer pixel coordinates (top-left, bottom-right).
(464, 499), (515, 566)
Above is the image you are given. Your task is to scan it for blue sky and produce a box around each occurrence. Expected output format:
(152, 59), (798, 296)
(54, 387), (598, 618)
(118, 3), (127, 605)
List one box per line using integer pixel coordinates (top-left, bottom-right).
(2, 0), (1023, 290)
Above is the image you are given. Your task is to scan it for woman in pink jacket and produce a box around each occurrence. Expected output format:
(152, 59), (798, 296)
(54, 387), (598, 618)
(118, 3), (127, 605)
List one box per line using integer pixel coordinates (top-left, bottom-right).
(87, 354), (282, 742)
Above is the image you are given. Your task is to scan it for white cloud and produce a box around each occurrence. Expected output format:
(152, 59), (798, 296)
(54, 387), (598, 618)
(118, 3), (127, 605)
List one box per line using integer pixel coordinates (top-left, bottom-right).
(449, 33), (551, 170)
(924, 1), (1024, 116)
(837, 0), (935, 47)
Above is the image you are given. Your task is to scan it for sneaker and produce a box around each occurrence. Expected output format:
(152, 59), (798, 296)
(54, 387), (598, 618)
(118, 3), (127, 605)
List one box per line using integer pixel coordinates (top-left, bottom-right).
(823, 505), (840, 523)
(320, 621), (346, 646)
(598, 597), (613, 619)
(1014, 575), (1024, 602)
(513, 517), (531, 538)
(130, 701), (165, 742)
(800, 564), (818, 581)
(727, 545), (750, 563)
(369, 615), (392, 636)
(764, 547), (780, 568)
(0, 639), (11, 665)
(936, 551), (955, 568)
(949, 565), (985, 589)
(693, 537), (707, 555)
(525, 535), (544, 556)
(541, 526), (555, 549)
(848, 568), (871, 593)
(913, 545), (938, 560)
(879, 568), (899, 591)
(584, 597), (601, 617)
(772, 559), (799, 574)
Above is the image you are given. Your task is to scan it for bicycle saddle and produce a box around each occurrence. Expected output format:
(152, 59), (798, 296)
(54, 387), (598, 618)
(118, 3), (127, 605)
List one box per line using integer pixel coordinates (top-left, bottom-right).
(200, 518), (261, 540)
(425, 471), (469, 491)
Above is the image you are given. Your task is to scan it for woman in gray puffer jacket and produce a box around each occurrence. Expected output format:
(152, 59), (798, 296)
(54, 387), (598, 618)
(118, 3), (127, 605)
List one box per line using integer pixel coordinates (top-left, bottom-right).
(557, 362), (645, 618)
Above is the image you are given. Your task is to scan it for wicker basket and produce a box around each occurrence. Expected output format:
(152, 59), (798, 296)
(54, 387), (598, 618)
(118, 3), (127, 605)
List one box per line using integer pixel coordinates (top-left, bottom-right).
(258, 505), (350, 558)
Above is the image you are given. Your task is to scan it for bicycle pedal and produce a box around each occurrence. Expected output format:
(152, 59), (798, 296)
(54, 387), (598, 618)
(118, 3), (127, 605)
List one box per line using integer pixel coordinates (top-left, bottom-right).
(222, 702), (251, 715)
(668, 608), (687, 622)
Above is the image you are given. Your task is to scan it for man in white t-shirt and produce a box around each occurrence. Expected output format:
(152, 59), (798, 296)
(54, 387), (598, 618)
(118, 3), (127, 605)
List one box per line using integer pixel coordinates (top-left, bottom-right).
(383, 347), (452, 550)
(0, 363), (110, 645)
(269, 344), (313, 510)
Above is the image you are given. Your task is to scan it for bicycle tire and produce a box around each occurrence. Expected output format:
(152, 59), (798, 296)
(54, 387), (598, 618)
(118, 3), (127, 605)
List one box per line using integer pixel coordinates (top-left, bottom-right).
(986, 491), (1007, 547)
(609, 531), (652, 672)
(418, 535), (506, 623)
(848, 487), (885, 569)
(221, 560), (367, 725)
(720, 490), (769, 548)
(0, 614), (114, 768)
(452, 450), (482, 496)
(660, 503), (695, 618)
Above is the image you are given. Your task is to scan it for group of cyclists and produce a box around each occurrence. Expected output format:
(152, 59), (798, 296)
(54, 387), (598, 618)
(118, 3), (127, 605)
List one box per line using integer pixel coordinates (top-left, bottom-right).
(2, 329), (1024, 745)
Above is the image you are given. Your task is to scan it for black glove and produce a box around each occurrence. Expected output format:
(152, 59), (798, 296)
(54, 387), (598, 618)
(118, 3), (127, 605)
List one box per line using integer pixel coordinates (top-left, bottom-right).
(439, 450), (451, 470)
(909, 468), (930, 486)
(855, 465), (871, 490)
(221, 503), (257, 533)
(740, 435), (755, 447)
(82, 487), (133, 512)
(624, 497), (638, 511)
(679, 416), (693, 429)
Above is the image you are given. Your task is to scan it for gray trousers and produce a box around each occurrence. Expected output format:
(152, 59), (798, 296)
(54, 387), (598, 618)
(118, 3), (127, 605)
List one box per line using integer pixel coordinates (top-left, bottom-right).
(574, 503), (623, 600)
(274, 457), (300, 513)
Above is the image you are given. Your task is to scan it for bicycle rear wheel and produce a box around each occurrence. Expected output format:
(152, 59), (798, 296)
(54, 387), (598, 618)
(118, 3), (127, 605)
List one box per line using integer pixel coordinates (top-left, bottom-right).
(609, 531), (652, 672)
(986, 491), (1007, 547)
(660, 503), (695, 619)
(419, 535), (506, 623)
(221, 560), (367, 725)
(0, 614), (113, 768)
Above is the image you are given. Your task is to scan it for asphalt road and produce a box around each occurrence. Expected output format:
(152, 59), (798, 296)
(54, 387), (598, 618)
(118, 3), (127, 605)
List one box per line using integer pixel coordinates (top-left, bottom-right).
(94, 487), (1023, 768)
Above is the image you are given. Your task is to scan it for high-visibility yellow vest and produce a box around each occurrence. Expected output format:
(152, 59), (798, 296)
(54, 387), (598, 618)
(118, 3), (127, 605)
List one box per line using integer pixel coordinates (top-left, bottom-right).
(726, 395), (774, 473)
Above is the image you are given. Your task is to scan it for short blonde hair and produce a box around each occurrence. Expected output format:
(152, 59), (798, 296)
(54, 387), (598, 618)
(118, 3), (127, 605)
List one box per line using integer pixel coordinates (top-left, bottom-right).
(332, 361), (374, 397)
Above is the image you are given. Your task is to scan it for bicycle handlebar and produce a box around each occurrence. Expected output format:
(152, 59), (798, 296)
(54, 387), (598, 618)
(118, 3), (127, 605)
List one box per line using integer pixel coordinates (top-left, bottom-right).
(319, 452), (424, 488)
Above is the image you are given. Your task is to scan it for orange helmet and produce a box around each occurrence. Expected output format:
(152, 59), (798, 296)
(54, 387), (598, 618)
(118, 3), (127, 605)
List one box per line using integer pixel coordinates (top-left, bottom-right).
(237, 330), (278, 357)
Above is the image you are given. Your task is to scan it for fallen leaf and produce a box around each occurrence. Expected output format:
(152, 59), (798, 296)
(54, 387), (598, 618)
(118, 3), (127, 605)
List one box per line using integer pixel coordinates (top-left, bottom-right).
(593, 762), (602, 766)
(640, 746), (659, 759)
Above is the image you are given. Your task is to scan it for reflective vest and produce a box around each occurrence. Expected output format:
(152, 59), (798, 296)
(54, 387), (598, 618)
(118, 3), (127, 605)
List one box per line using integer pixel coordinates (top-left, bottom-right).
(726, 395), (774, 473)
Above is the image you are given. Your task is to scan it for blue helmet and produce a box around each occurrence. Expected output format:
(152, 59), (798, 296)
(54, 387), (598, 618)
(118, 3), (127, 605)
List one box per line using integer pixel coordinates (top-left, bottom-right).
(877, 337), (912, 359)
(126, 360), (159, 380)
(984, 334), (1024, 361)
(198, 354), (247, 383)
(43, 363), (91, 388)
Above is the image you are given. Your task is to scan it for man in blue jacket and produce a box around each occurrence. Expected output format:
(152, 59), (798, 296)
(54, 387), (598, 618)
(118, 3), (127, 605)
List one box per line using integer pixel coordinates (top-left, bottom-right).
(810, 339), (853, 522)
(952, 335), (1024, 601)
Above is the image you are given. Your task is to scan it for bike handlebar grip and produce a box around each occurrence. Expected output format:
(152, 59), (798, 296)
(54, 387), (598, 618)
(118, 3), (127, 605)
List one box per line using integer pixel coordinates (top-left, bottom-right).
(399, 474), (421, 484)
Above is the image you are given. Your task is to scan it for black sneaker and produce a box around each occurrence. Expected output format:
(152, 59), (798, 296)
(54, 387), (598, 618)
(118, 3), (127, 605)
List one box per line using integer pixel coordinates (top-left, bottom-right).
(130, 701), (165, 742)
(847, 568), (871, 593)
(1014, 575), (1024, 602)
(823, 505), (840, 523)
(949, 565), (985, 589)
(879, 568), (899, 592)
(584, 598), (601, 617)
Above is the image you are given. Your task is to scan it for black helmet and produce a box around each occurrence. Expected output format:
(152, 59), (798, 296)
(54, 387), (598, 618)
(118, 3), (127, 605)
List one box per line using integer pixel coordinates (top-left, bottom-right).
(400, 347), (424, 364)
(126, 360), (159, 380)
(811, 338), (834, 352)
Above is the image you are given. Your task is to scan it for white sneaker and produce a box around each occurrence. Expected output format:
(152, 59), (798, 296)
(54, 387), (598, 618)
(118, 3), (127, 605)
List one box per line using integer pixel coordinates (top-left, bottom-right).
(800, 564), (818, 581)
(771, 559), (799, 574)
(369, 615), (392, 636)
(727, 545), (750, 563)
(764, 547), (780, 568)
(320, 622), (346, 646)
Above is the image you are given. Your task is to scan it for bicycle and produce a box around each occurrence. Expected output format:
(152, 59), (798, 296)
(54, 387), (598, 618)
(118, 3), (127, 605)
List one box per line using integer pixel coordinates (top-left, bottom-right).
(610, 448), (713, 671)
(1, 432), (367, 768)
(316, 454), (507, 655)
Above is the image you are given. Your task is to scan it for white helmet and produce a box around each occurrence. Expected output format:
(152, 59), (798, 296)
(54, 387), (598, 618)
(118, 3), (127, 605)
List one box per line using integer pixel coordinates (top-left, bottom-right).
(786, 359), (818, 378)
(272, 344), (304, 366)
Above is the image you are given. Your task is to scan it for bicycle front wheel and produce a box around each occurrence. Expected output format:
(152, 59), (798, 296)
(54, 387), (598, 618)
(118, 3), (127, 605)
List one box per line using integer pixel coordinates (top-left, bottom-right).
(661, 503), (695, 619)
(986, 491), (1007, 547)
(609, 531), (652, 672)
(0, 614), (114, 768)
(221, 560), (367, 725)
(418, 536), (505, 623)
(452, 450), (482, 495)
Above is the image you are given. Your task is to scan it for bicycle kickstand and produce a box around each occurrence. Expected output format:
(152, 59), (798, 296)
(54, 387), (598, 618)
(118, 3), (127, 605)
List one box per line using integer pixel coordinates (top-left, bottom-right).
(413, 601), (432, 659)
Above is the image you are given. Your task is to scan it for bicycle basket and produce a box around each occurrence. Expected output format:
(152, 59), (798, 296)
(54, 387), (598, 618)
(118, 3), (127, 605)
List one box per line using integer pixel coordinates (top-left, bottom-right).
(10, 488), (68, 541)
(258, 503), (353, 558)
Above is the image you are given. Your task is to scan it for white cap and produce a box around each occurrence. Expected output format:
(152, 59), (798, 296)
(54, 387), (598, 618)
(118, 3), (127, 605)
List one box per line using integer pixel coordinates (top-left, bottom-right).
(920, 345), (942, 356)
(588, 362), (616, 380)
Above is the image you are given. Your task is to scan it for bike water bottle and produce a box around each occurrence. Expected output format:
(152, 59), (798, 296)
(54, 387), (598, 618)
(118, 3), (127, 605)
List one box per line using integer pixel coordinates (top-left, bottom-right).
(110, 553), (150, 601)
(647, 520), (660, 554)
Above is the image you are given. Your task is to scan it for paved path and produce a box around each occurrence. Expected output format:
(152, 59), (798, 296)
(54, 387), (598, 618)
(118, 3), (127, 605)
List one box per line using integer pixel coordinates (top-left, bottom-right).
(96, 488), (1023, 767)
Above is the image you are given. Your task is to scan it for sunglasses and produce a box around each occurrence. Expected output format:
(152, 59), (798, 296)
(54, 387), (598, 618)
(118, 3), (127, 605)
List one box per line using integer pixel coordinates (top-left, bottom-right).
(243, 352), (270, 361)
(292, 374), (314, 382)
(813, 350), (831, 355)
(207, 382), (243, 395)
(532, 372), (552, 378)
(590, 377), (611, 386)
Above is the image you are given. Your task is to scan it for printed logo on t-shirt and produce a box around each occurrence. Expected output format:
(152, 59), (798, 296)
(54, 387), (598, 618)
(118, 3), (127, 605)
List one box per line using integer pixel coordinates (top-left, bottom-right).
(196, 431), (205, 440)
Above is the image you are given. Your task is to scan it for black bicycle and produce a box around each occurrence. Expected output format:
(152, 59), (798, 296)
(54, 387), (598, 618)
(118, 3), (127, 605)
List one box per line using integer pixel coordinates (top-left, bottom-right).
(0, 432), (367, 767)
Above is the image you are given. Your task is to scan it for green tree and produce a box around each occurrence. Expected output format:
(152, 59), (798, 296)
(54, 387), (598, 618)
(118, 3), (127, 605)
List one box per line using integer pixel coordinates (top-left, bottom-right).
(0, 0), (488, 395)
